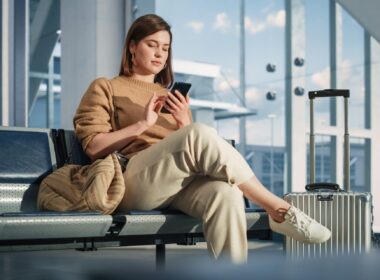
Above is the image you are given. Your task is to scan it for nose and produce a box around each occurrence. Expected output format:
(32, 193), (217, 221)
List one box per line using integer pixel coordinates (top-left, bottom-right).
(155, 47), (163, 58)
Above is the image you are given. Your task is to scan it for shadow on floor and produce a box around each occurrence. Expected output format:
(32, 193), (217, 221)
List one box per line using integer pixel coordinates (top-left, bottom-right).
(0, 240), (379, 280)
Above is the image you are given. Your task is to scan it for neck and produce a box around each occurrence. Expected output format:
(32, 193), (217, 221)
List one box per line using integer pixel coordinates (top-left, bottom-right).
(131, 73), (155, 84)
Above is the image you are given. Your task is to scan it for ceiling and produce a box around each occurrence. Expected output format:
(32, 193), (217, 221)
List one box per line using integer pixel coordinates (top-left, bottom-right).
(337, 0), (380, 43)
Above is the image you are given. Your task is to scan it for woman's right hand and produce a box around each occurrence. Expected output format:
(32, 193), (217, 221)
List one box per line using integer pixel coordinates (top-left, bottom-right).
(85, 94), (166, 161)
(143, 93), (166, 127)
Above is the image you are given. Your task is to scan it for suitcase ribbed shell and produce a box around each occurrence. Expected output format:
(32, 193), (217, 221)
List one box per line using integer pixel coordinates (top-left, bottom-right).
(284, 191), (372, 258)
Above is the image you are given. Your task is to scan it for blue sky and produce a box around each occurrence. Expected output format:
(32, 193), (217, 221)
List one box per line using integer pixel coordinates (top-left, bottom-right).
(156, 0), (367, 146)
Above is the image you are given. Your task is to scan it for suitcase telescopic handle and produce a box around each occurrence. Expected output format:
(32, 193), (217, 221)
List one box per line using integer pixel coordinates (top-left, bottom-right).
(308, 89), (350, 99)
(305, 183), (342, 192)
(308, 89), (350, 191)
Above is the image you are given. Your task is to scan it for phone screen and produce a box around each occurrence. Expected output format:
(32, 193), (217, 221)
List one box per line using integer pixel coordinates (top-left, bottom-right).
(161, 82), (192, 113)
(170, 82), (192, 97)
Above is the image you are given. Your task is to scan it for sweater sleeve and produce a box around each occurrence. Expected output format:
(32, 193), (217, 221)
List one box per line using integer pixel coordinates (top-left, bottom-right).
(73, 78), (114, 152)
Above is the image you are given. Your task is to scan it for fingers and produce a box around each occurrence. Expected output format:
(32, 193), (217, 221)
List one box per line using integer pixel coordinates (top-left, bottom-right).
(156, 96), (167, 102)
(148, 94), (165, 108)
(154, 99), (165, 113)
(148, 92), (189, 114)
(165, 90), (188, 110)
(165, 96), (180, 112)
(173, 90), (187, 103)
(147, 92), (157, 109)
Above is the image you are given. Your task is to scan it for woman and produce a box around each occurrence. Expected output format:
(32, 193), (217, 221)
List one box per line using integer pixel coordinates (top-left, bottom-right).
(74, 14), (330, 263)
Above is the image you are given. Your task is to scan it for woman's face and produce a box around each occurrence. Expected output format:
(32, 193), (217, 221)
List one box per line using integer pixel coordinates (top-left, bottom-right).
(130, 30), (171, 77)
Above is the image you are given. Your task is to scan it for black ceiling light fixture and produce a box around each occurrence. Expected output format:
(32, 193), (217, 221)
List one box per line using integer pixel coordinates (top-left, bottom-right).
(294, 86), (305, 96)
(266, 63), (276, 73)
(266, 91), (276, 101)
(294, 57), (305, 67)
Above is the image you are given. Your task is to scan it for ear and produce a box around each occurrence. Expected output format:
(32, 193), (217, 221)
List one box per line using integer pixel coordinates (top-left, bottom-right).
(129, 40), (136, 55)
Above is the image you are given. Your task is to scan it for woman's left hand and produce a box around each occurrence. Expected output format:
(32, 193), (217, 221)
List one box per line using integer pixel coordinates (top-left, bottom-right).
(164, 90), (191, 128)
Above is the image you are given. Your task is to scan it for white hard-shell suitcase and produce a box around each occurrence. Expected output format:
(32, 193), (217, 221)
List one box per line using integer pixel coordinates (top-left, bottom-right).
(284, 89), (373, 258)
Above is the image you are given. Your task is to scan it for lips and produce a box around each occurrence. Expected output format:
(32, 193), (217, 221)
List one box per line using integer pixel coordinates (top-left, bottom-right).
(151, 61), (162, 66)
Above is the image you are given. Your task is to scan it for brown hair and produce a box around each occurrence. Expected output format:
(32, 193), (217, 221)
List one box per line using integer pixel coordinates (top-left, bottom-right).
(119, 14), (173, 87)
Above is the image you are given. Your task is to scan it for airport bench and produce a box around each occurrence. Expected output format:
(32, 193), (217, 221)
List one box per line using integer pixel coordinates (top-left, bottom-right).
(0, 126), (271, 269)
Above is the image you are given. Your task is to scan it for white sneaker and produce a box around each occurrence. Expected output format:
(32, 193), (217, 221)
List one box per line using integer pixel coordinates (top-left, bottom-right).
(269, 206), (331, 244)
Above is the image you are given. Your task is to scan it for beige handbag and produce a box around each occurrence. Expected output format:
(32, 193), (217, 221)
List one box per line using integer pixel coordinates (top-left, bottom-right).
(37, 153), (125, 214)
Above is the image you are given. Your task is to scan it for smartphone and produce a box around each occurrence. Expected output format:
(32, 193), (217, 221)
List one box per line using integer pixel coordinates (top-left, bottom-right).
(161, 82), (192, 114)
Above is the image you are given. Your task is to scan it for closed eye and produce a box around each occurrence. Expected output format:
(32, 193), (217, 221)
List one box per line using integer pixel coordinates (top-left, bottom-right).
(145, 39), (170, 51)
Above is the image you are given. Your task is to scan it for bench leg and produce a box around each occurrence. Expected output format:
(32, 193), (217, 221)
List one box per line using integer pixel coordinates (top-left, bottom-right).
(156, 243), (166, 271)
(76, 238), (97, 251)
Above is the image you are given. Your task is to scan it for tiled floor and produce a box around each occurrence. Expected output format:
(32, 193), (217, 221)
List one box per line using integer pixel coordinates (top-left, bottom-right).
(1, 240), (379, 280)
(0, 240), (281, 279)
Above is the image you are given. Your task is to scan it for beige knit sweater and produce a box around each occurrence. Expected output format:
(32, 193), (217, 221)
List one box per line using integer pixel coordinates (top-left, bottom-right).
(74, 76), (187, 159)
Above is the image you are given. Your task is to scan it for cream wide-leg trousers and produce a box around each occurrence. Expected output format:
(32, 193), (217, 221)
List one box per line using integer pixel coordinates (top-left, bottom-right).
(117, 123), (255, 263)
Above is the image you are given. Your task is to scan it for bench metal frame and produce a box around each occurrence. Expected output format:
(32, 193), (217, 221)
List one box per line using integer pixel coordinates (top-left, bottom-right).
(0, 126), (271, 270)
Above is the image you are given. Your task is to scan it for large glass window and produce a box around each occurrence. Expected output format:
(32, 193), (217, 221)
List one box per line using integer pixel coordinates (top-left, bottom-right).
(157, 0), (241, 140)
(307, 135), (333, 184)
(28, 78), (61, 128)
(244, 0), (285, 148)
(349, 137), (367, 192)
(237, 0), (285, 197)
(261, 151), (285, 196)
(28, 1), (61, 128)
(157, 0), (286, 197)
(341, 7), (365, 130)
(305, 0), (330, 126)
(156, 0), (372, 199)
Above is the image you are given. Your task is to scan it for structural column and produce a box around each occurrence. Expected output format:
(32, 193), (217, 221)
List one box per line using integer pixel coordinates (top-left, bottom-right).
(366, 35), (380, 232)
(239, 0), (247, 156)
(14, 0), (29, 126)
(60, 0), (134, 129)
(0, 0), (28, 127)
(0, 0), (7, 125)
(285, 0), (306, 192)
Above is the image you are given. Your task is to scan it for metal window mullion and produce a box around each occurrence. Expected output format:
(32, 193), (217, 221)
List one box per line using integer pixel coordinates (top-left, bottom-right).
(47, 56), (54, 128)
(14, 0), (29, 127)
(329, 0), (344, 187)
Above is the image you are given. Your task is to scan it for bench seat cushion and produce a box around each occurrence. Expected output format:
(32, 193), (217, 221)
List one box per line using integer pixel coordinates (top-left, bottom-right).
(0, 212), (112, 240)
(115, 210), (268, 235)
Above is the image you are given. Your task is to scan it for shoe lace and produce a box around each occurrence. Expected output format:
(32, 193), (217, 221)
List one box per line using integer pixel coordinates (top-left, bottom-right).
(287, 209), (313, 237)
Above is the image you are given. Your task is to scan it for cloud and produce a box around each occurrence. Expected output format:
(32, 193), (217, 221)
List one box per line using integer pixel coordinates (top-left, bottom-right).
(339, 60), (365, 103)
(215, 77), (240, 91)
(245, 9), (285, 35)
(246, 87), (264, 105)
(213, 13), (231, 33)
(266, 10), (285, 28)
(309, 60), (366, 128)
(245, 17), (266, 34)
(186, 21), (204, 33)
(310, 60), (364, 102)
(311, 66), (330, 89)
